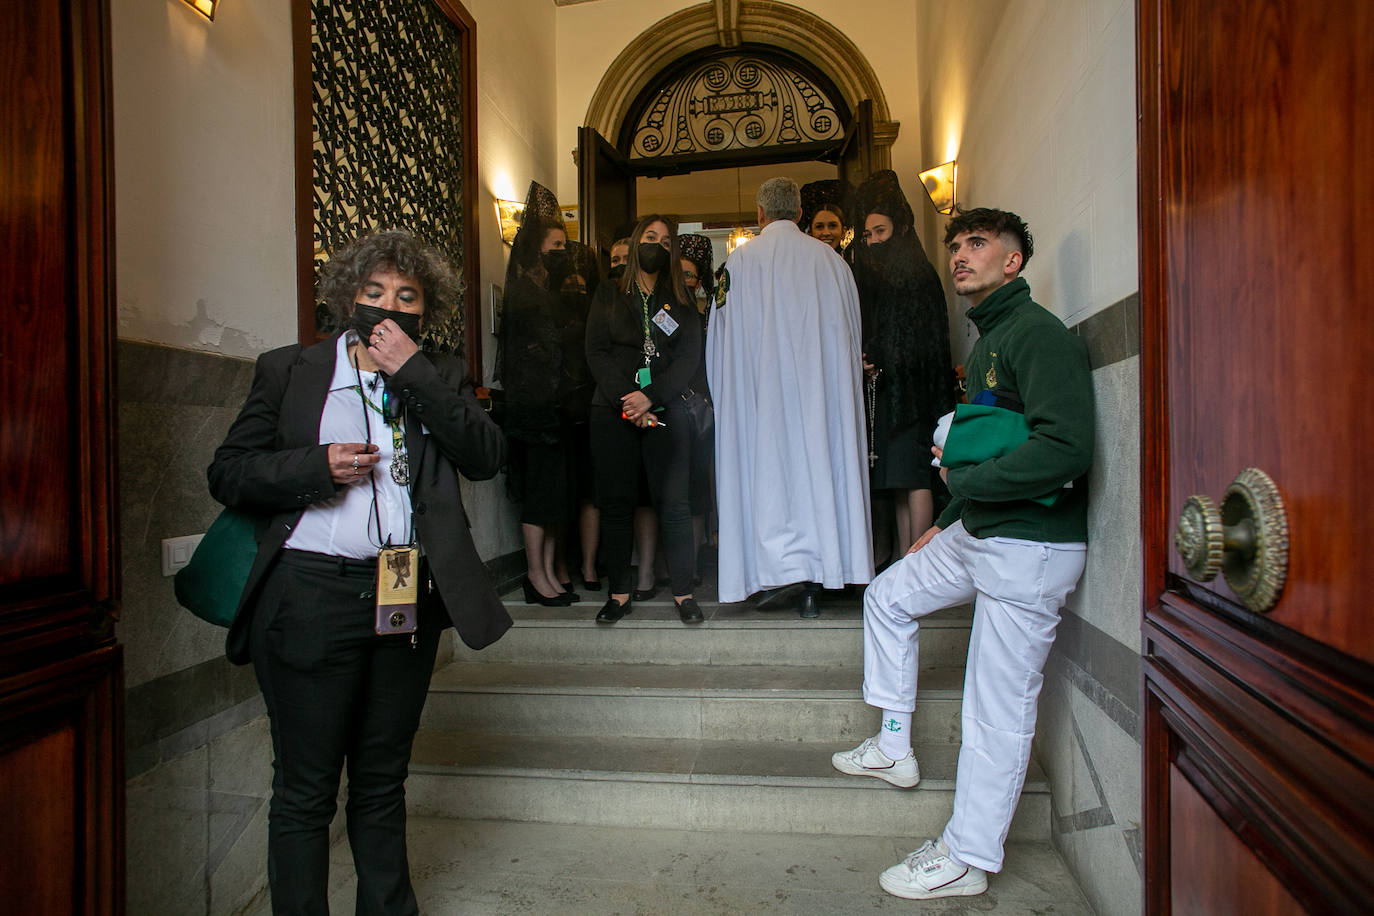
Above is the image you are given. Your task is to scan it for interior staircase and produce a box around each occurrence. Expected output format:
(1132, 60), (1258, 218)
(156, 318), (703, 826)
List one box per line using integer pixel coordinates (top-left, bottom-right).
(379, 584), (1095, 913)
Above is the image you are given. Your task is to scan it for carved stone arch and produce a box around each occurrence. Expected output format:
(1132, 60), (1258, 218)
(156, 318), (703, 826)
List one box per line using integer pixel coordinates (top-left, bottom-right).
(584, 0), (897, 170)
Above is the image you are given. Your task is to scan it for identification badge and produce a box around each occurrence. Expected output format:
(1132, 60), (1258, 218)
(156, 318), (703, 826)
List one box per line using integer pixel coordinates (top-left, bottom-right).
(375, 545), (419, 635)
(635, 366), (652, 388)
(651, 308), (679, 335)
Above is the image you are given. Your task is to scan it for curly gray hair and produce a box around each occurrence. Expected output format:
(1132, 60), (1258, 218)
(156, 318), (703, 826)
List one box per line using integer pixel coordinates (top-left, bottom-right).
(317, 230), (460, 328)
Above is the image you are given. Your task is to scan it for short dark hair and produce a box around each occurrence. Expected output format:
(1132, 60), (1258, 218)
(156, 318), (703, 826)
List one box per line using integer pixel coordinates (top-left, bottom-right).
(943, 207), (1034, 271)
(318, 230), (459, 328)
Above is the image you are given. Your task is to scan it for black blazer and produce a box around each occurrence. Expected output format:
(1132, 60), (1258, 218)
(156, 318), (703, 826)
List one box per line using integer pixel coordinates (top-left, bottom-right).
(585, 275), (701, 409)
(208, 333), (511, 664)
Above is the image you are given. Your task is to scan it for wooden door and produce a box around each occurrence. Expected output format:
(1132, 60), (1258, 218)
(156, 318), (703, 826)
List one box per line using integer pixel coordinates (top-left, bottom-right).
(1139, 1), (1373, 912)
(0, 0), (122, 912)
(836, 99), (873, 189)
(577, 125), (637, 257)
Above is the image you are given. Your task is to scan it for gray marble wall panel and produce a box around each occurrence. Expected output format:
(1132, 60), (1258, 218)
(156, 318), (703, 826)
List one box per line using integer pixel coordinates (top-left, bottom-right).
(1033, 298), (1143, 914)
(118, 340), (257, 690)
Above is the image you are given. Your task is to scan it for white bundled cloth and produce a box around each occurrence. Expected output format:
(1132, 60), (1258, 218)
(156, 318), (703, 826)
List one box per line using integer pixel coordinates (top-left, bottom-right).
(706, 219), (874, 602)
(931, 410), (954, 466)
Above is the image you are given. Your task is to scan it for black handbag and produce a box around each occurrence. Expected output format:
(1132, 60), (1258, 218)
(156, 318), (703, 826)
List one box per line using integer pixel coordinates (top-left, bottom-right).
(679, 387), (714, 442)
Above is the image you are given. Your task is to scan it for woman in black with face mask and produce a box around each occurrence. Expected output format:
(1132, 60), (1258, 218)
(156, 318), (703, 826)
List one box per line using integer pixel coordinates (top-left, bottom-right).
(585, 215), (704, 624)
(496, 181), (581, 605)
(208, 230), (508, 914)
(851, 169), (956, 560)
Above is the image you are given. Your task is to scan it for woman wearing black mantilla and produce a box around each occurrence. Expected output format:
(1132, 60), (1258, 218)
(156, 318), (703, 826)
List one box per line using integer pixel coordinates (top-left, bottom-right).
(851, 169), (957, 560)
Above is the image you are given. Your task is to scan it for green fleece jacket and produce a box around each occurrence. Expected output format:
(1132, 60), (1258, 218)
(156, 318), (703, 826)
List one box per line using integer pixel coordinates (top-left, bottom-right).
(935, 277), (1094, 542)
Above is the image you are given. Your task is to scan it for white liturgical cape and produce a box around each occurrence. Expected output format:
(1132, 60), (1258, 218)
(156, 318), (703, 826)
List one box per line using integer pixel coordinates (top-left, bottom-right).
(707, 218), (873, 602)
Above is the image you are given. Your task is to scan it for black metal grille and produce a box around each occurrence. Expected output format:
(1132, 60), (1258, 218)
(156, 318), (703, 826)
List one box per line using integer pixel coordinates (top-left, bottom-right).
(628, 52), (844, 161)
(311, 0), (466, 352)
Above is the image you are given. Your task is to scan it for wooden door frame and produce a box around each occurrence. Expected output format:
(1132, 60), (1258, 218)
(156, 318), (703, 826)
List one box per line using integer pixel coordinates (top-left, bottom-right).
(291, 0), (481, 378)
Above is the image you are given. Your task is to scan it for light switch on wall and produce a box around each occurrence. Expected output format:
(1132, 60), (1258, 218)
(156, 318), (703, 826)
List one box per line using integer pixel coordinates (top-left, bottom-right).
(161, 534), (204, 577)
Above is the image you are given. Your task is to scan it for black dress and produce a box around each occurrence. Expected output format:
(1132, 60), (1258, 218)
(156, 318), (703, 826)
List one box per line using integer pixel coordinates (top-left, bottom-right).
(852, 231), (956, 491)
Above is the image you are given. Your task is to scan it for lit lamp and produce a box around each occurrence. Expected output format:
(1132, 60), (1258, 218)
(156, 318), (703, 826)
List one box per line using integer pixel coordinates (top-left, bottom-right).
(727, 226), (754, 254)
(180, 0), (219, 20)
(726, 168), (754, 254)
(494, 199), (524, 246)
(919, 160), (958, 215)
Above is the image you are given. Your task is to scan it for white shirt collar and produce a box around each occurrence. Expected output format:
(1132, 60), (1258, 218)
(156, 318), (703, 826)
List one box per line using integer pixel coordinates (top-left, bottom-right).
(328, 330), (380, 393)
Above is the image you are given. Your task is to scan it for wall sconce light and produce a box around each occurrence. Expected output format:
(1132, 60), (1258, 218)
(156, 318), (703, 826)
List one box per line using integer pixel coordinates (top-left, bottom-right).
(919, 161), (958, 214)
(181, 0), (219, 20)
(495, 199), (524, 246)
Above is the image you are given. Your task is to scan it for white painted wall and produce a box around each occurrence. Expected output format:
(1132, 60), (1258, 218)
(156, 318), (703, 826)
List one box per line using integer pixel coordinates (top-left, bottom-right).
(915, 0), (1138, 360)
(554, 0), (927, 206)
(466, 0), (560, 387)
(112, 0), (297, 358)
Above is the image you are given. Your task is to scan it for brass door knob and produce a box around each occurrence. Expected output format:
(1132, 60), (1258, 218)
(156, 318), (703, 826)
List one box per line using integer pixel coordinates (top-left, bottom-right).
(1173, 468), (1289, 613)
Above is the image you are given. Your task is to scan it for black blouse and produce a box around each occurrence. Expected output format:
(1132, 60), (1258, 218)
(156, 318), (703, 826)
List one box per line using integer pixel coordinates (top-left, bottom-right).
(584, 274), (701, 409)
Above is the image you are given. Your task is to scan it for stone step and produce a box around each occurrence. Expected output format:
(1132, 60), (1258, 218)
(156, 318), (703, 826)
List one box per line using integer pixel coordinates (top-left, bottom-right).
(455, 601), (973, 669)
(422, 662), (965, 744)
(262, 818), (1093, 915)
(407, 732), (1049, 841)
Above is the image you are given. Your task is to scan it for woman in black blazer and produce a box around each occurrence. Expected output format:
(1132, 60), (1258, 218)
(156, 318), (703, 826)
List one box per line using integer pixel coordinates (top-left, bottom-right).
(584, 214), (704, 625)
(208, 230), (508, 914)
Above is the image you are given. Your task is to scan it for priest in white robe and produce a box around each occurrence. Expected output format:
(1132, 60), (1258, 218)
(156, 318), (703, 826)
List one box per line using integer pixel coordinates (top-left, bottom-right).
(707, 177), (873, 616)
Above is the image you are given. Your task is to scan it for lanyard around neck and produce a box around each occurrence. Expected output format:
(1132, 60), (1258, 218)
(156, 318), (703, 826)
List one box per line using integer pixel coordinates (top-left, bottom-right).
(635, 280), (658, 365)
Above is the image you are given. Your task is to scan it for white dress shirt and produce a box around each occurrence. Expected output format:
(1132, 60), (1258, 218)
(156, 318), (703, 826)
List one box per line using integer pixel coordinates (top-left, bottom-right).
(285, 331), (413, 558)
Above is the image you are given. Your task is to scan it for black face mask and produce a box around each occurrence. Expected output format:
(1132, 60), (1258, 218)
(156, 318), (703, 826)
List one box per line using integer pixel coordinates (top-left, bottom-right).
(607, 264), (627, 281)
(637, 242), (669, 274)
(542, 249), (570, 272)
(351, 303), (422, 346)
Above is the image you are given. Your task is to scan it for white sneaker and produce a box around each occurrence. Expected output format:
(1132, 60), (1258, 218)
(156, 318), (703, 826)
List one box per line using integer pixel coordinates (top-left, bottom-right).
(879, 839), (988, 900)
(830, 736), (920, 787)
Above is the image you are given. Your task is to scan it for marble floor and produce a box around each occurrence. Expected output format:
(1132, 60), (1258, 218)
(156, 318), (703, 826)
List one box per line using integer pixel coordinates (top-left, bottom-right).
(242, 817), (1094, 915)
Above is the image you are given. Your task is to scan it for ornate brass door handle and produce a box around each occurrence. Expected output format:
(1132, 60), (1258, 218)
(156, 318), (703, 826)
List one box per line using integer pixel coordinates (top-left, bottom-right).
(1173, 468), (1289, 613)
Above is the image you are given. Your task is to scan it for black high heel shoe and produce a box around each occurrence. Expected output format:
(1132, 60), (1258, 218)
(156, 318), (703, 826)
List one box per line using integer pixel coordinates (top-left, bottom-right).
(522, 576), (574, 607)
(560, 582), (582, 603)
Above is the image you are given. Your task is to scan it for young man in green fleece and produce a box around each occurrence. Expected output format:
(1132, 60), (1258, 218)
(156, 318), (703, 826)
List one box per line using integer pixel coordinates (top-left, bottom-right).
(831, 208), (1093, 900)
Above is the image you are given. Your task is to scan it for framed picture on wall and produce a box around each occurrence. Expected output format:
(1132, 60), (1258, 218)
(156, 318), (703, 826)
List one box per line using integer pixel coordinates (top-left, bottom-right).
(560, 206), (579, 240)
(488, 283), (503, 335)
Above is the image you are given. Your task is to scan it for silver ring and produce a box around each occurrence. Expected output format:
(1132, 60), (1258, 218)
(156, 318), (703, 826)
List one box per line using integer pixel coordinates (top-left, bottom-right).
(352, 456), (359, 469)
(376, 327), (386, 337)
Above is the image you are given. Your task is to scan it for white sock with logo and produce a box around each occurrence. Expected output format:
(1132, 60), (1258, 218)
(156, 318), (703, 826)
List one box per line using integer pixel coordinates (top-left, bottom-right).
(876, 709), (912, 760)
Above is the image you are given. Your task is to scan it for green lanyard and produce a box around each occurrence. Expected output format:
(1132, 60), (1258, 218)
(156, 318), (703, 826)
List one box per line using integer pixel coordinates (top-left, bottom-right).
(636, 280), (657, 365)
(350, 385), (407, 481)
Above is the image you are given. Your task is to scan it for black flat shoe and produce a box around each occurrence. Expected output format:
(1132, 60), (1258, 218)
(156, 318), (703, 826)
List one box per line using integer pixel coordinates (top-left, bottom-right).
(522, 576), (574, 607)
(632, 587), (658, 601)
(676, 598), (704, 624)
(582, 578), (602, 591)
(560, 582), (581, 603)
(596, 597), (632, 623)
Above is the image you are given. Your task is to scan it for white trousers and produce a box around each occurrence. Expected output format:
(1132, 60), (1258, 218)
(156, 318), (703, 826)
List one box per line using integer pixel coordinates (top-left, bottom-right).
(862, 520), (1086, 873)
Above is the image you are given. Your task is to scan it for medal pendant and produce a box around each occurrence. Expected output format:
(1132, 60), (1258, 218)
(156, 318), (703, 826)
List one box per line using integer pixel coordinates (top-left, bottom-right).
(643, 337), (657, 359)
(390, 452), (410, 486)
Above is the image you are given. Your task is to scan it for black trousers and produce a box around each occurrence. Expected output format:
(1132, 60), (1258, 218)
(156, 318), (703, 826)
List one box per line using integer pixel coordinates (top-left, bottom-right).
(590, 403), (695, 596)
(249, 549), (443, 916)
